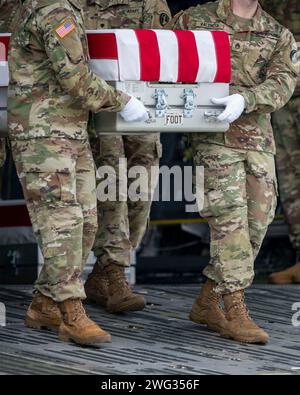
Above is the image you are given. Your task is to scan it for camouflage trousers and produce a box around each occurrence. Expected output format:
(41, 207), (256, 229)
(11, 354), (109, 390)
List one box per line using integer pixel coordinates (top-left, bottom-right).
(191, 141), (277, 294)
(11, 137), (97, 302)
(90, 134), (162, 268)
(273, 96), (300, 256)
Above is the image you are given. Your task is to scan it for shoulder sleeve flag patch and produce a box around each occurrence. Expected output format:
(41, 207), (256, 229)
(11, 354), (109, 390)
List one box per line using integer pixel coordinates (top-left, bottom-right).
(55, 19), (75, 38)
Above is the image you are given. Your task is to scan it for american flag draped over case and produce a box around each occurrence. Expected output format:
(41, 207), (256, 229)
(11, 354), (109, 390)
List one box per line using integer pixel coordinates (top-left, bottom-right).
(0, 29), (231, 86)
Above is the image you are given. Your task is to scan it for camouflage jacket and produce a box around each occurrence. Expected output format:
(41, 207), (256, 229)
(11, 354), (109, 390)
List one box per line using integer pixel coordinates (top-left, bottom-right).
(8, 0), (130, 141)
(81, 0), (171, 30)
(174, 0), (300, 154)
(0, 0), (23, 32)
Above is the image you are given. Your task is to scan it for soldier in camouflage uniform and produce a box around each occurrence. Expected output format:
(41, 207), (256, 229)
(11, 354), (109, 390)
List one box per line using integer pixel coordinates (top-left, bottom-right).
(82, 0), (172, 314)
(0, 0), (24, 188)
(173, 0), (299, 344)
(260, 1), (300, 284)
(8, 0), (147, 346)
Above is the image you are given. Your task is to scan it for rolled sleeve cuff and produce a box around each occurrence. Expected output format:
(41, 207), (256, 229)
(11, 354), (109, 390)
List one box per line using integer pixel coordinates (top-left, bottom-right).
(230, 86), (256, 114)
(118, 91), (131, 111)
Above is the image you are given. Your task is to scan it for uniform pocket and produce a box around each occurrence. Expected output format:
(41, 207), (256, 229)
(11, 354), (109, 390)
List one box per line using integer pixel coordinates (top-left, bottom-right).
(24, 171), (75, 204)
(24, 172), (60, 202)
(200, 165), (246, 218)
(19, 144), (76, 204)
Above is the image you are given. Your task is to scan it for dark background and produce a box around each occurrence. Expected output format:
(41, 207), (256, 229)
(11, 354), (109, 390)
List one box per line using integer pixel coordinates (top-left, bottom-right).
(170, 0), (209, 14)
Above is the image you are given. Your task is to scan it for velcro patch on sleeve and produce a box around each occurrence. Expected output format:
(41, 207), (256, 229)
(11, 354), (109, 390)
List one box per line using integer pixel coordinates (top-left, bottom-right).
(55, 19), (76, 38)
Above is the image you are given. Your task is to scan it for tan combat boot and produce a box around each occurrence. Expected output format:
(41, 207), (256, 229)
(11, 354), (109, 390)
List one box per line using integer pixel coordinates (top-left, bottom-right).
(269, 262), (300, 284)
(221, 290), (269, 344)
(85, 263), (108, 306)
(25, 291), (62, 332)
(189, 279), (227, 333)
(104, 264), (146, 314)
(58, 299), (111, 346)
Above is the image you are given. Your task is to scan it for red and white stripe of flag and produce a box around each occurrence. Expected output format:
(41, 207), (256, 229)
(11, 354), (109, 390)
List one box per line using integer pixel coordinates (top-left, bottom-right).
(0, 29), (231, 86)
(88, 29), (231, 83)
(0, 34), (10, 87)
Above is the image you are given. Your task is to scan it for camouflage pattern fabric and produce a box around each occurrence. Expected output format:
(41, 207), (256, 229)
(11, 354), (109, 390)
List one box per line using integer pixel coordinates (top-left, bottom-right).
(12, 138), (97, 301)
(82, 0), (171, 268)
(260, 1), (300, 256)
(90, 134), (162, 267)
(8, 0), (129, 301)
(174, 0), (299, 294)
(174, 0), (299, 154)
(192, 142), (277, 294)
(8, 0), (129, 142)
(0, 0), (23, 32)
(260, 0), (300, 41)
(82, 0), (171, 30)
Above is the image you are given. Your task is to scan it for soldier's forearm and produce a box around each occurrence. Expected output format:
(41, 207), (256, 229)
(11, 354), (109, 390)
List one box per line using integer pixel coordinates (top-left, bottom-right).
(56, 65), (129, 113)
(241, 83), (295, 114)
(238, 71), (298, 114)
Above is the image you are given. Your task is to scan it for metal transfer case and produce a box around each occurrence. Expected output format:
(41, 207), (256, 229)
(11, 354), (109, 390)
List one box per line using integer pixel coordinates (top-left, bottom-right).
(0, 30), (232, 136)
(94, 81), (230, 135)
(0, 81), (230, 137)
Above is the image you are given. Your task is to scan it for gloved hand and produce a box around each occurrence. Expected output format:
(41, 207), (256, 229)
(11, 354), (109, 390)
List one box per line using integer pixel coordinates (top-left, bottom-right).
(120, 96), (149, 122)
(211, 94), (245, 123)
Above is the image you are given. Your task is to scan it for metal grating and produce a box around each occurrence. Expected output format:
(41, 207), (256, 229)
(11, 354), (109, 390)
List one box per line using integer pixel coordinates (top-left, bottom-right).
(0, 284), (300, 375)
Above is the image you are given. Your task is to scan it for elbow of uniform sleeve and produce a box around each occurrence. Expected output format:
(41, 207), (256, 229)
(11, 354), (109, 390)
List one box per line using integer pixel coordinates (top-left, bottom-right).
(241, 87), (290, 114)
(240, 75), (297, 114)
(240, 90), (257, 114)
(241, 88), (279, 114)
(94, 89), (130, 113)
(240, 28), (300, 114)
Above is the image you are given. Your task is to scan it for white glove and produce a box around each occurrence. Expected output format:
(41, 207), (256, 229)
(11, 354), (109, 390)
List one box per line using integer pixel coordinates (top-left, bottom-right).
(120, 96), (149, 123)
(211, 94), (245, 123)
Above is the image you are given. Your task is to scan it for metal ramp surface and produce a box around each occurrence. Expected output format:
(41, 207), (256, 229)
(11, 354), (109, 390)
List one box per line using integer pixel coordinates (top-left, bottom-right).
(0, 285), (299, 375)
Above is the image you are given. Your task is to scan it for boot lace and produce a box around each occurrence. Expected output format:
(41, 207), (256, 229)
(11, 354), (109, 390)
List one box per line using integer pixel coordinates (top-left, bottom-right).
(208, 290), (220, 304)
(75, 300), (86, 319)
(229, 293), (252, 321)
(48, 301), (59, 315)
(64, 299), (87, 323)
(108, 267), (131, 294)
